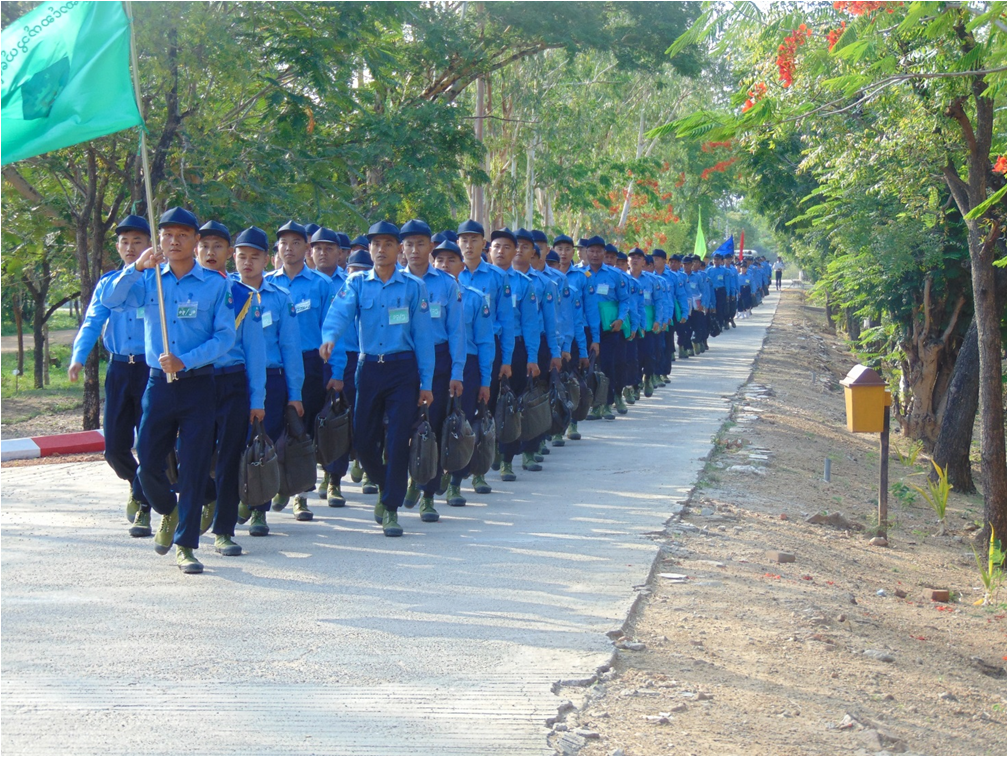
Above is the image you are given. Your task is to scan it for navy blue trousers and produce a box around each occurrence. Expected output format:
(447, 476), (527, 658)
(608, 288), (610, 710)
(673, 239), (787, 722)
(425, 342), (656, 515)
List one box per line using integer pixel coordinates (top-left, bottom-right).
(250, 370), (288, 513)
(353, 355), (419, 513)
(137, 373), (217, 550)
(451, 354), (482, 485)
(626, 337), (640, 388)
(204, 370), (250, 537)
(323, 351), (359, 481)
(598, 330), (625, 405)
(500, 338), (530, 462)
(103, 359), (150, 507)
(422, 344), (452, 497)
(642, 332), (657, 378)
(301, 350), (325, 438)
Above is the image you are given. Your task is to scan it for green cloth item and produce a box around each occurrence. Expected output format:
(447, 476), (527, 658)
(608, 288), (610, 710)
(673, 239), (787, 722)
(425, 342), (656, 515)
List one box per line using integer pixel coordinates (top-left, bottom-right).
(644, 304), (655, 331)
(1, 2), (142, 165)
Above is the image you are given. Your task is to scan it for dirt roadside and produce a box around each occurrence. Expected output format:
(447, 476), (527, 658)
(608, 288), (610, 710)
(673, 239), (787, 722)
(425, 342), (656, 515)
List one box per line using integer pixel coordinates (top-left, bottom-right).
(551, 289), (1006, 757)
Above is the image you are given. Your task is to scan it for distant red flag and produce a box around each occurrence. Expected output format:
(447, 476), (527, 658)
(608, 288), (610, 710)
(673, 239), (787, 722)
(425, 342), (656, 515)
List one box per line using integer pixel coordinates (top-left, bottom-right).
(738, 230), (745, 261)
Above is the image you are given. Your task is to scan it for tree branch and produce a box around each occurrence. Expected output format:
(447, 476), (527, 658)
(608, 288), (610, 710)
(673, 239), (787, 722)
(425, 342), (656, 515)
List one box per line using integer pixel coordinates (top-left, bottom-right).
(1, 167), (72, 226)
(941, 295), (966, 344)
(43, 292), (80, 322)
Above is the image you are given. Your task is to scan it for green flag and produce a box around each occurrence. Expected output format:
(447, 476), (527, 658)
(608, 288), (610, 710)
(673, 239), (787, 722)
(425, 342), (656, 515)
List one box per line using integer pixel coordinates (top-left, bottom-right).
(693, 208), (707, 259)
(1, 1), (142, 166)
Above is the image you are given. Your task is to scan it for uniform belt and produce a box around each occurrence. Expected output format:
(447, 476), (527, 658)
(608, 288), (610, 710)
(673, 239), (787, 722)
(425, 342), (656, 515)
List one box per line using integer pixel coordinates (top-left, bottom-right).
(111, 353), (147, 366)
(266, 367), (285, 376)
(361, 351), (413, 364)
(214, 364), (246, 376)
(150, 366), (214, 380)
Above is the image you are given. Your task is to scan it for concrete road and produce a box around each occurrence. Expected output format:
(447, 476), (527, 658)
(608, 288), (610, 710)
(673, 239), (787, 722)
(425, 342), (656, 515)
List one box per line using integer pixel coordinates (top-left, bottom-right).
(1, 293), (777, 755)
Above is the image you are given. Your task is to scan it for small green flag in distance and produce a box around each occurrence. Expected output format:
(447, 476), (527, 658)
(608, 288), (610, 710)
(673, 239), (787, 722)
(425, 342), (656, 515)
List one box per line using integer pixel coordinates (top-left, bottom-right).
(693, 208), (707, 259)
(1, 1), (143, 166)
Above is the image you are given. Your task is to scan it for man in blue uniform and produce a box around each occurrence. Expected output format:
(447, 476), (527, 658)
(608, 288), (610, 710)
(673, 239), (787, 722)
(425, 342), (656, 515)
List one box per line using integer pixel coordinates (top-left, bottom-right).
(552, 234), (591, 440)
(69, 214), (153, 537)
(232, 227), (305, 537)
(319, 221), (435, 538)
(400, 219), (466, 521)
(266, 220), (333, 522)
(100, 207), (236, 574)
(582, 235), (630, 421)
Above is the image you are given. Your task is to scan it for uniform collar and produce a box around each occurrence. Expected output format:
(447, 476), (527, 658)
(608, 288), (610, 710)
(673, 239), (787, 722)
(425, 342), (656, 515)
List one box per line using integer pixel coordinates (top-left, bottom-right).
(160, 260), (206, 281)
(364, 267), (407, 286)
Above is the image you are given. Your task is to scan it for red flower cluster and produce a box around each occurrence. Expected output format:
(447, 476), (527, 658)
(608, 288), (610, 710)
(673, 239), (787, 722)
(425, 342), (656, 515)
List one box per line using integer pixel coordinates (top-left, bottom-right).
(674, 172), (686, 188)
(833, 1), (900, 16)
(994, 155), (1007, 174)
(700, 157), (737, 181)
(742, 81), (768, 113)
(701, 140), (733, 152)
(826, 20), (847, 50)
(777, 25), (811, 87)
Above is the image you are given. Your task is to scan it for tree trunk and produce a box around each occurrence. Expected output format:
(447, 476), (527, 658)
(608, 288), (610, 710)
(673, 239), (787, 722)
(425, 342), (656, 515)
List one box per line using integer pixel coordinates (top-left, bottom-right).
(82, 347), (101, 430)
(13, 297), (25, 375)
(931, 318), (978, 493)
(43, 322), (50, 387)
(31, 290), (45, 390)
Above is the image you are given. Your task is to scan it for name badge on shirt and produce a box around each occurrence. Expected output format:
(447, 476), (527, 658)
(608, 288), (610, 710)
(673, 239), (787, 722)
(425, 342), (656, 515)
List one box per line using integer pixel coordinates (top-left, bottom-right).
(177, 300), (198, 319)
(136, 306), (144, 318)
(596, 284), (610, 296)
(389, 307), (409, 325)
(511, 294), (518, 307)
(261, 310), (274, 328)
(295, 299), (311, 314)
(644, 291), (652, 301)
(430, 302), (442, 319)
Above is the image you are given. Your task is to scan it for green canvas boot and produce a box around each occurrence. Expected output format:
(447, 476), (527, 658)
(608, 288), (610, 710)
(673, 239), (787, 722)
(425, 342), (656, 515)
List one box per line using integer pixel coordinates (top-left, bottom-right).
(644, 376), (654, 397)
(446, 483), (466, 507)
(327, 478), (346, 508)
(126, 494), (141, 524)
(200, 501), (216, 535)
(500, 460), (517, 482)
(349, 459), (364, 483)
(237, 501), (251, 525)
(403, 479), (421, 509)
(176, 545), (203, 574)
(692, 340), (703, 354)
(214, 534), (242, 556)
(614, 395), (628, 415)
(292, 495), (313, 521)
(271, 493), (289, 512)
(491, 450), (502, 471)
(566, 422), (581, 440)
(538, 440), (550, 455)
(436, 471), (451, 496)
(418, 496), (440, 522)
(318, 471), (330, 499)
(586, 406), (603, 421)
(382, 508), (403, 537)
(521, 452), (542, 472)
(248, 509), (269, 537)
(361, 472), (379, 494)
(679, 346), (689, 359)
(373, 495), (386, 525)
(154, 508), (178, 555)
(551, 433), (565, 447)
(633, 385), (641, 401)
(623, 387), (635, 405)
(603, 404), (616, 420)
(471, 475), (492, 494)
(129, 509), (152, 538)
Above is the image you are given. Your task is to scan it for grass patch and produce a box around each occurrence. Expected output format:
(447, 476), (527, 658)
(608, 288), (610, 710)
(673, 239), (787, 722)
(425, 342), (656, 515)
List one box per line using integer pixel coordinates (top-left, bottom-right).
(1, 344), (107, 409)
(1, 309), (80, 336)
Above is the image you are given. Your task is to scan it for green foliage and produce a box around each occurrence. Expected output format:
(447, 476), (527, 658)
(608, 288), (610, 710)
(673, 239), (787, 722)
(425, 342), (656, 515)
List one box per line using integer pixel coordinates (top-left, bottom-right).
(891, 481), (917, 508)
(897, 439), (925, 468)
(972, 528), (1006, 605)
(909, 461), (953, 531)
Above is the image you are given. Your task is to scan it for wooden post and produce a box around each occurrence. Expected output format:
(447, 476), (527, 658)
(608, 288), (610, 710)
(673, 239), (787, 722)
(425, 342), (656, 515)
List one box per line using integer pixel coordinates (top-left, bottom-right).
(878, 404), (890, 537)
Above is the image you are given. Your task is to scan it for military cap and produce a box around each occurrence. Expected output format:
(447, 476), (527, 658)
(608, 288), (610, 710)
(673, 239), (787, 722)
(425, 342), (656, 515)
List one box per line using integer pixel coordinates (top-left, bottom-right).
(399, 219), (432, 239)
(531, 229), (549, 244)
(644, 254), (654, 265)
(515, 228), (535, 243)
(577, 238), (590, 248)
(628, 247), (646, 258)
(605, 244), (619, 255)
(652, 248), (667, 259)
(615, 251), (628, 261)
(158, 207), (199, 231)
(234, 226), (269, 252)
(442, 229), (459, 243)
(457, 219), (485, 237)
(553, 234), (574, 246)
(366, 220), (400, 242)
(350, 235), (369, 250)
(199, 221), (231, 244)
(434, 239), (463, 258)
(276, 220), (308, 242)
(431, 232), (447, 245)
(713, 252), (723, 259)
(304, 223), (321, 239)
(347, 249), (374, 269)
(336, 232), (352, 249)
(311, 227), (341, 245)
(115, 214), (151, 237)
(545, 250), (560, 263)
(584, 235), (606, 248)
(490, 227), (517, 244)
(671, 253), (683, 261)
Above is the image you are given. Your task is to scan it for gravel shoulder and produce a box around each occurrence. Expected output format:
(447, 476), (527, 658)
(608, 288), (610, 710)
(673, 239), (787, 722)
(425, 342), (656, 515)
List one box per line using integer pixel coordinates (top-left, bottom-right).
(553, 290), (1006, 757)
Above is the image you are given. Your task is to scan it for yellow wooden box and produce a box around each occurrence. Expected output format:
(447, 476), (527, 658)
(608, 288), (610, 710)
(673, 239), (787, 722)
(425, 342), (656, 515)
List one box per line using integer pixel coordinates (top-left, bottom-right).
(840, 365), (891, 433)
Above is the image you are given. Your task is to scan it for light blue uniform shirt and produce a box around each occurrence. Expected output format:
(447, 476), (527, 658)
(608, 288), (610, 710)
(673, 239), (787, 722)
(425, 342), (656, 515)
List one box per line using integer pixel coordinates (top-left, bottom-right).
(250, 276), (304, 402)
(321, 268), (436, 391)
(709, 264), (728, 290)
(700, 270), (716, 309)
(528, 268), (561, 359)
(559, 265), (589, 354)
(542, 266), (575, 353)
(71, 268), (146, 365)
(100, 261), (235, 371)
(215, 279), (267, 410)
(265, 263), (333, 351)
(583, 264), (631, 344)
(505, 267), (543, 352)
(459, 261), (515, 365)
(462, 284), (496, 386)
(407, 265), (466, 382)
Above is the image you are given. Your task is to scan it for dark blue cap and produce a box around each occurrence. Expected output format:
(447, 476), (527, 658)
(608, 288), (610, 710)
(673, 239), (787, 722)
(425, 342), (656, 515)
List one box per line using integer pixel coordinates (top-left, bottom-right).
(577, 238), (590, 247)
(644, 254), (654, 265)
(553, 234), (573, 246)
(671, 253), (683, 261)
(532, 229), (548, 243)
(311, 227), (341, 245)
(605, 244), (619, 255)
(490, 227), (516, 244)
(277, 220), (307, 242)
(515, 228), (535, 243)
(234, 226), (269, 252)
(347, 249), (373, 269)
(367, 220), (400, 242)
(199, 221), (231, 244)
(433, 239), (462, 258)
(615, 251), (628, 261)
(158, 207), (199, 231)
(442, 229), (458, 243)
(350, 235), (369, 249)
(652, 248), (667, 259)
(628, 246), (646, 257)
(585, 235), (606, 248)
(304, 223), (320, 238)
(545, 250), (560, 263)
(457, 219), (485, 237)
(431, 232), (447, 245)
(116, 214), (151, 236)
(400, 218), (432, 239)
(336, 232), (351, 249)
